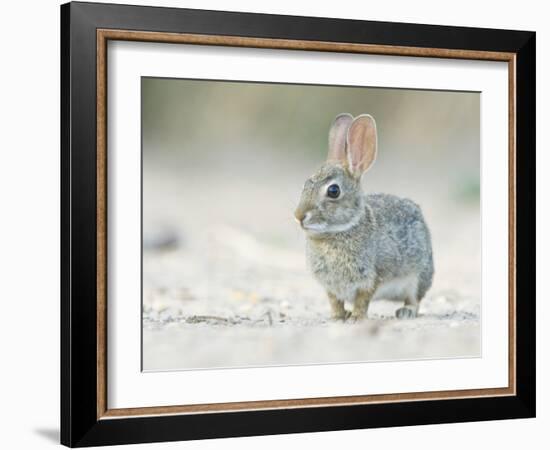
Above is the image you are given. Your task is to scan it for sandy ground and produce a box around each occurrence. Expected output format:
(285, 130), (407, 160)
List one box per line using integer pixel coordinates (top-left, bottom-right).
(142, 162), (480, 371)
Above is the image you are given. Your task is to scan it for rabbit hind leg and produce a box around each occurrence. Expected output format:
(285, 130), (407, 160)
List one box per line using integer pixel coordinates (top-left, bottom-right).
(395, 275), (420, 319)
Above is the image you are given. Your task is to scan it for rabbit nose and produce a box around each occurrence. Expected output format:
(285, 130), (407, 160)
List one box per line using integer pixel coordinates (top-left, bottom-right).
(294, 209), (306, 225)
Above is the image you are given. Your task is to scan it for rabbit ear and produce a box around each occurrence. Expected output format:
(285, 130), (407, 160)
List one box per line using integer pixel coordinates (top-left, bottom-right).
(346, 114), (377, 177)
(327, 113), (353, 164)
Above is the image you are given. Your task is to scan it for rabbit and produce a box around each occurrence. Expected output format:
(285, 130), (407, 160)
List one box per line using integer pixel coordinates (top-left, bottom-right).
(294, 113), (434, 321)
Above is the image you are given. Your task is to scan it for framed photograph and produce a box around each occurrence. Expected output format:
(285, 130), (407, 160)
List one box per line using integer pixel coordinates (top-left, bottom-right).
(60, 1), (536, 447)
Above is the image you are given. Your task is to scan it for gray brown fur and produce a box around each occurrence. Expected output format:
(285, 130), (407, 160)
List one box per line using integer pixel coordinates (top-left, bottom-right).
(295, 114), (434, 320)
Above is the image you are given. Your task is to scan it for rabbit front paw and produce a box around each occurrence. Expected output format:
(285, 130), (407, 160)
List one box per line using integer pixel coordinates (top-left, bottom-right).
(395, 306), (418, 319)
(332, 309), (352, 321)
(349, 311), (367, 322)
(328, 293), (351, 321)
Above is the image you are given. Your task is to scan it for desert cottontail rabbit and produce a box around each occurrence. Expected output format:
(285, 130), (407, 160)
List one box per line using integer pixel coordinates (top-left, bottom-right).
(294, 113), (434, 320)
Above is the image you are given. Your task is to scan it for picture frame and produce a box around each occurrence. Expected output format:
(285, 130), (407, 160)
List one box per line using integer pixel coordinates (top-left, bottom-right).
(60, 1), (536, 447)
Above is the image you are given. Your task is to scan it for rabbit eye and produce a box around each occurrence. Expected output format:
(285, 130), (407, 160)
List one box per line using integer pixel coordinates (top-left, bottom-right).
(326, 184), (340, 199)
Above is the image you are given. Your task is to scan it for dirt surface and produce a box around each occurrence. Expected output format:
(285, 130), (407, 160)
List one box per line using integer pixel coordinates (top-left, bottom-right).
(142, 164), (481, 371)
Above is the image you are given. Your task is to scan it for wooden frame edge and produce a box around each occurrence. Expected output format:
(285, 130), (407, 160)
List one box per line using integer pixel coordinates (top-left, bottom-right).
(97, 29), (108, 419)
(100, 387), (515, 419)
(508, 55), (517, 395)
(95, 28), (517, 420)
(98, 28), (515, 61)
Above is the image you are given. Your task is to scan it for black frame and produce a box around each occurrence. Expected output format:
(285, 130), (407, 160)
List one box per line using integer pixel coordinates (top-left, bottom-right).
(61, 1), (536, 447)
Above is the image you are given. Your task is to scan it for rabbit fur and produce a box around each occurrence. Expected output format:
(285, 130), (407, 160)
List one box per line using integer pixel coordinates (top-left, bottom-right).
(294, 113), (434, 320)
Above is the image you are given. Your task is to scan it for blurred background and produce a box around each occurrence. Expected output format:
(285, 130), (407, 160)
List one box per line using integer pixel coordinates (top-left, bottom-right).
(142, 77), (481, 371)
